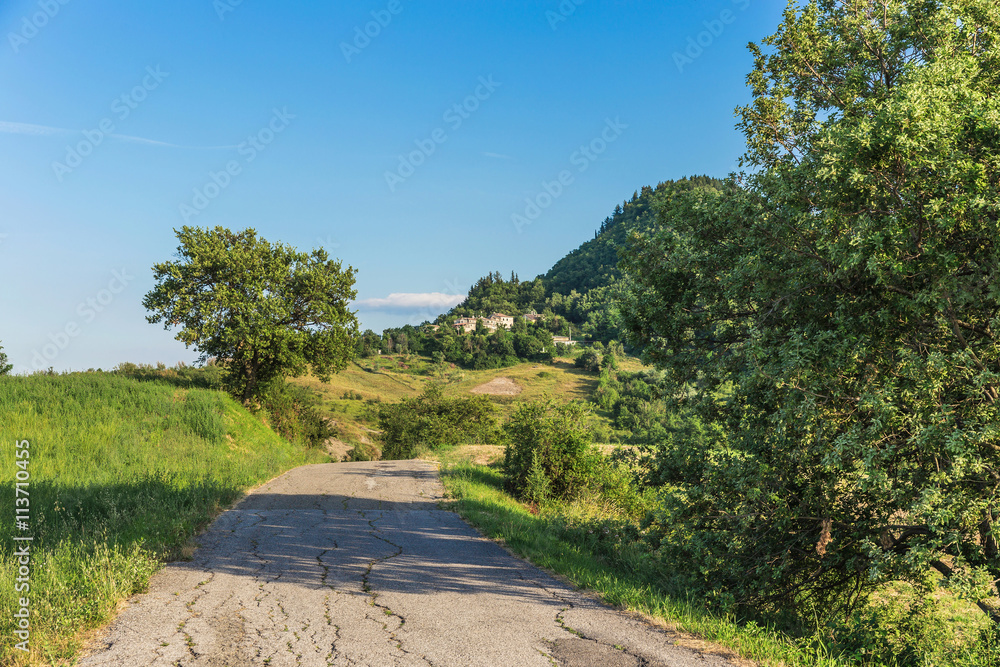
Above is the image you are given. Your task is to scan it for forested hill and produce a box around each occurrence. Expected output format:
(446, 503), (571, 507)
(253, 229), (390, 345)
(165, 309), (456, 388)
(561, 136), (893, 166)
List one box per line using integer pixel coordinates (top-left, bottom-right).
(542, 175), (723, 296)
(430, 175), (726, 342)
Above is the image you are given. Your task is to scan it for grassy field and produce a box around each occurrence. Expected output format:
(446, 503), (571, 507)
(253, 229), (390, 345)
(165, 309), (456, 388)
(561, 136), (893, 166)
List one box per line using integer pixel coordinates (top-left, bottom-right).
(294, 353), (620, 458)
(297, 355), (605, 404)
(0, 372), (328, 665)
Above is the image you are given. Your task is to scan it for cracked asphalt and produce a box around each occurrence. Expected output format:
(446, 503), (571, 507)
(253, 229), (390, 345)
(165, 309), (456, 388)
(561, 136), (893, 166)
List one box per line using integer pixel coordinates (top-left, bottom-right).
(78, 461), (741, 667)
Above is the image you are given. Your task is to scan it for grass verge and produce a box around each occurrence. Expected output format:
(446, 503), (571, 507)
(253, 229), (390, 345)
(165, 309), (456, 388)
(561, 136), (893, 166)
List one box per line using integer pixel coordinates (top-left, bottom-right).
(0, 372), (328, 665)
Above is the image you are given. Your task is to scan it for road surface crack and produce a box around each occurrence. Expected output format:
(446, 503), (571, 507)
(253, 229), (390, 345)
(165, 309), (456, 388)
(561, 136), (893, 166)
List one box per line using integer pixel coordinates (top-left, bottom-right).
(554, 607), (649, 665)
(361, 511), (437, 666)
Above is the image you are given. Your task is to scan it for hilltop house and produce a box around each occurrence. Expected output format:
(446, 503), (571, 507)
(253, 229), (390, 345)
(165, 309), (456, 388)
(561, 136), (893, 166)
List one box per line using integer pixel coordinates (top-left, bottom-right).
(489, 313), (514, 329)
(452, 317), (480, 334)
(451, 313), (515, 334)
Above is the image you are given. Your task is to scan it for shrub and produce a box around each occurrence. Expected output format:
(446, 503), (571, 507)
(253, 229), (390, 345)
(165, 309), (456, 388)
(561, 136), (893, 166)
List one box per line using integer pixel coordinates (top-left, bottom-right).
(522, 452), (552, 505)
(574, 349), (601, 372)
(255, 378), (334, 448)
(502, 400), (598, 500)
(374, 384), (500, 459)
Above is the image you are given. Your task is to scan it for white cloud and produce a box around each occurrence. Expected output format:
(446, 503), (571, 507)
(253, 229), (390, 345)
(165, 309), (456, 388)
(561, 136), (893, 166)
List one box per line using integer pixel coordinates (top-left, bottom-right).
(0, 121), (72, 137)
(353, 292), (466, 310)
(0, 120), (235, 149)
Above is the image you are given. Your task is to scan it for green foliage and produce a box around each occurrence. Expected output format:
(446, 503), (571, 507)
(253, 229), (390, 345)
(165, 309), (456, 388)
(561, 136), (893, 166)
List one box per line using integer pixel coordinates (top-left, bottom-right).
(0, 343), (11, 376)
(255, 377), (335, 448)
(542, 178), (721, 296)
(830, 586), (1000, 667)
(522, 451), (552, 505)
(113, 362), (329, 448)
(355, 329), (382, 358)
(345, 440), (378, 462)
(381, 320), (555, 371)
(574, 348), (601, 372)
(143, 226), (359, 402)
(451, 271), (545, 317)
(502, 400), (598, 500)
(373, 384), (500, 459)
(440, 459), (845, 667)
(622, 0), (1000, 627)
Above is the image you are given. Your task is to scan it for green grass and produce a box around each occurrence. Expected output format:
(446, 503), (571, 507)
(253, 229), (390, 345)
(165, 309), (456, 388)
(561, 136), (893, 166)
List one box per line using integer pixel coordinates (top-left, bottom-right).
(433, 451), (859, 667)
(0, 372), (328, 665)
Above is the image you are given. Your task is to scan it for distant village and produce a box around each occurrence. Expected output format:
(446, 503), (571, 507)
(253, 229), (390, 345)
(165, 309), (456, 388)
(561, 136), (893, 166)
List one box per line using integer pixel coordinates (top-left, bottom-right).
(427, 312), (576, 345)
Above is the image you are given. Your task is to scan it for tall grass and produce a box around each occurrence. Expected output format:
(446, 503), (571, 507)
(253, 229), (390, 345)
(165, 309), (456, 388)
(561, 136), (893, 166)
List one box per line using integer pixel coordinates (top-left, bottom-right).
(0, 372), (327, 665)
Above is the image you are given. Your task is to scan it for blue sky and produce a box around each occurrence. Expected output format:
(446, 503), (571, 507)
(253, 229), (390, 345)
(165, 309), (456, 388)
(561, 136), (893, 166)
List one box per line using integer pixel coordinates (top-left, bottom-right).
(0, 0), (785, 373)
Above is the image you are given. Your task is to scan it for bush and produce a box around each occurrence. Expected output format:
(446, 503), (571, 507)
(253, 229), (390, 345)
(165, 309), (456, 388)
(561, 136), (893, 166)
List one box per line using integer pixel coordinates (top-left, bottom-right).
(374, 384), (500, 459)
(255, 378), (334, 448)
(574, 349), (601, 372)
(502, 400), (598, 500)
(522, 452), (552, 505)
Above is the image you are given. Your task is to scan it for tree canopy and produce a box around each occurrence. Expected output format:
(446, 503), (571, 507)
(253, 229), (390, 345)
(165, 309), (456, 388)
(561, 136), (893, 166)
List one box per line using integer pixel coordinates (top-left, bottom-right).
(623, 0), (1000, 621)
(144, 226), (359, 402)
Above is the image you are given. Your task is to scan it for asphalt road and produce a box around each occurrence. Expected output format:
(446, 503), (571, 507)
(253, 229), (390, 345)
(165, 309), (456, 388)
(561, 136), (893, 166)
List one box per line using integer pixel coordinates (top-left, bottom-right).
(78, 461), (741, 667)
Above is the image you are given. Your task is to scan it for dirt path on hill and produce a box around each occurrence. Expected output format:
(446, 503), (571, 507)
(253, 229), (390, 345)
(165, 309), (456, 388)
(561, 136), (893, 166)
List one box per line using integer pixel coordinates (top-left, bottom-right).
(470, 376), (522, 395)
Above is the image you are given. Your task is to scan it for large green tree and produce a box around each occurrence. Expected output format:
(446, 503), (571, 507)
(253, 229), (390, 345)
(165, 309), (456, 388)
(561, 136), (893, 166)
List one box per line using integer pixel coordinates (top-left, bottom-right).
(623, 0), (1000, 621)
(144, 227), (359, 402)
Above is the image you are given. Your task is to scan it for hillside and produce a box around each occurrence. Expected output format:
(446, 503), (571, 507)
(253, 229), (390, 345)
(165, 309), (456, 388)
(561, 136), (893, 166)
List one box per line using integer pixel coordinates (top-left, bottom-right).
(542, 175), (725, 295)
(428, 176), (727, 345)
(0, 373), (327, 664)
(290, 351), (650, 460)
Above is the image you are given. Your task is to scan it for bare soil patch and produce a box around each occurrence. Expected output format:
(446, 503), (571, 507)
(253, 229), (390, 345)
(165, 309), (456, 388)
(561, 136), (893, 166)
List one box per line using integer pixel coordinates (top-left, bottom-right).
(470, 376), (522, 396)
(325, 437), (354, 462)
